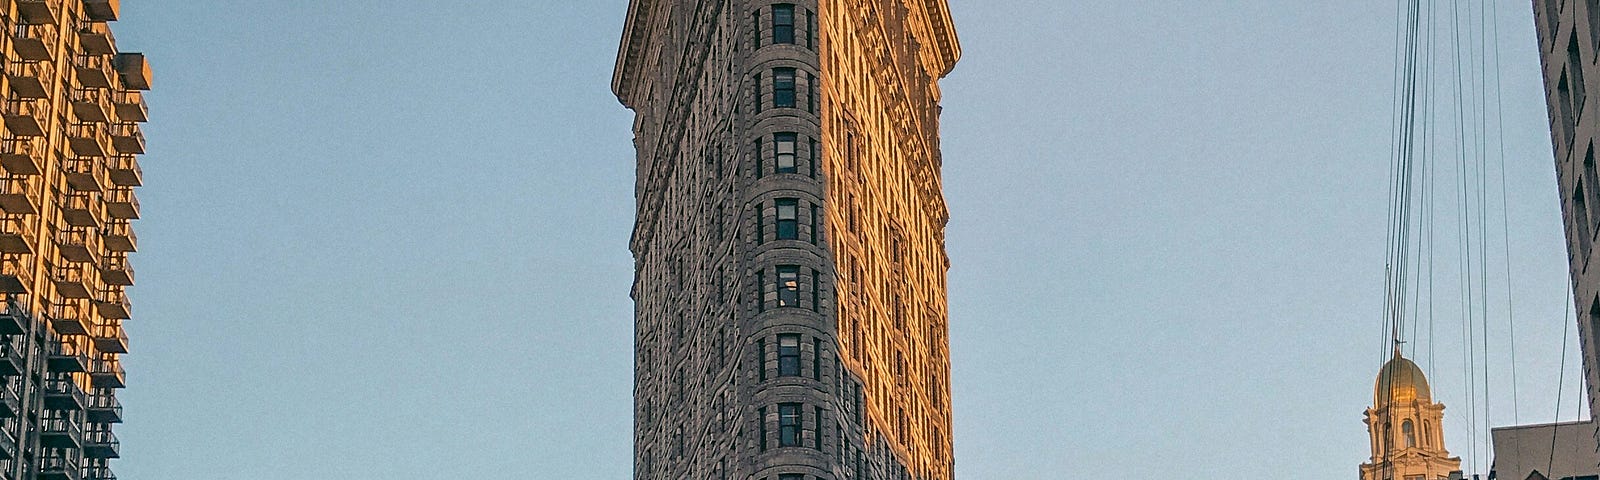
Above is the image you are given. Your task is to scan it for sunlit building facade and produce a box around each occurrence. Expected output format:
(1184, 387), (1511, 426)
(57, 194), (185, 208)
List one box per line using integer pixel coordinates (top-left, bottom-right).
(0, 0), (148, 479)
(1534, 0), (1600, 453)
(612, 0), (957, 478)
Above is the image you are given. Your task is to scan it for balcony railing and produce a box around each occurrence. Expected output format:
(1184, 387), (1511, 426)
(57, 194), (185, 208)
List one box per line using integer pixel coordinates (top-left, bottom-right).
(104, 187), (136, 220)
(43, 375), (86, 409)
(65, 156), (106, 193)
(0, 382), (18, 418)
(45, 341), (87, 376)
(111, 90), (144, 123)
(39, 453), (83, 480)
(89, 356), (123, 389)
(16, 0), (60, 26)
(74, 53), (112, 89)
(0, 255), (33, 294)
(4, 99), (47, 137)
(77, 21), (115, 55)
(48, 299), (91, 335)
(39, 417), (82, 450)
(95, 288), (128, 320)
(86, 390), (121, 423)
(57, 227), (99, 264)
(12, 22), (56, 61)
(0, 342), (22, 376)
(6, 61), (53, 99)
(61, 190), (103, 228)
(67, 123), (114, 158)
(107, 155), (139, 187)
(109, 123), (142, 154)
(83, 427), (118, 458)
(71, 87), (113, 124)
(0, 428), (14, 460)
(1, 138), (43, 176)
(92, 319), (126, 353)
(0, 300), (26, 335)
(50, 262), (95, 299)
(101, 219), (134, 252)
(0, 216), (35, 256)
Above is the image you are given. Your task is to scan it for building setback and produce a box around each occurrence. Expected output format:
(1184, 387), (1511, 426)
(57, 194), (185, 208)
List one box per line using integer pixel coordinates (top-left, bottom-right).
(612, 1), (958, 478)
(1534, 0), (1600, 456)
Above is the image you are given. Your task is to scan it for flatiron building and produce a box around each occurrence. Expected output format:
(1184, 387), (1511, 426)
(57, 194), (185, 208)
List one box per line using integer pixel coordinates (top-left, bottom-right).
(613, 0), (958, 478)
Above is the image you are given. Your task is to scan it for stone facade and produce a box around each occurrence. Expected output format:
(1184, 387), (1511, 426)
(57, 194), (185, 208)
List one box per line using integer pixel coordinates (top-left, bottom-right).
(613, 1), (957, 478)
(1533, 0), (1600, 455)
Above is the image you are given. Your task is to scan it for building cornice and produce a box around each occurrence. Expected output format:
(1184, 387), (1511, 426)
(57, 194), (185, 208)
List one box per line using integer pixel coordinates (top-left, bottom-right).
(612, 0), (655, 108)
(920, 0), (961, 76)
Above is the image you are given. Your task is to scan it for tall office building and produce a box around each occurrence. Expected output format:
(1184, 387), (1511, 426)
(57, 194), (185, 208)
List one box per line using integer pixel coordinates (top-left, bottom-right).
(0, 0), (147, 478)
(1535, 0), (1600, 453)
(613, 1), (957, 478)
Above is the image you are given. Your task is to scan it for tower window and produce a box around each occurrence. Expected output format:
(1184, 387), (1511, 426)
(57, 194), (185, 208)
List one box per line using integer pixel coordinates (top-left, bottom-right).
(774, 68), (796, 108)
(807, 72), (817, 113)
(776, 133), (797, 173)
(806, 9), (816, 49)
(777, 266), (800, 307)
(778, 334), (800, 376)
(759, 406), (769, 451)
(778, 403), (801, 447)
(772, 5), (795, 45)
(776, 198), (798, 240)
(1402, 420), (1415, 448)
(756, 337), (767, 381)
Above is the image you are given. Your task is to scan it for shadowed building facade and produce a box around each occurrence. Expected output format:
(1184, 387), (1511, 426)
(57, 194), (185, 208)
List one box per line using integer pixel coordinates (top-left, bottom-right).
(612, 1), (957, 478)
(1534, 0), (1600, 455)
(0, 0), (149, 479)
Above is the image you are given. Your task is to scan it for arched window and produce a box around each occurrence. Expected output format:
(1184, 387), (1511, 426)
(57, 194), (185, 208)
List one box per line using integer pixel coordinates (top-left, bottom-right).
(1402, 420), (1416, 448)
(1423, 421), (1433, 447)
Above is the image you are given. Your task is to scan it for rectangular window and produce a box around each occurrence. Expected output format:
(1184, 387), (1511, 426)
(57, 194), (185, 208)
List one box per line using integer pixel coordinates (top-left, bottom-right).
(776, 198), (798, 240)
(778, 403), (801, 447)
(814, 406), (824, 450)
(776, 133), (797, 174)
(810, 203), (820, 244)
(778, 334), (800, 376)
(773, 4), (795, 45)
(780, 475), (803, 480)
(811, 271), (820, 313)
(1571, 35), (1588, 121)
(777, 266), (800, 307)
(813, 337), (822, 381)
(1581, 183), (1596, 257)
(752, 11), (762, 49)
(809, 138), (818, 178)
(806, 9), (816, 49)
(807, 72), (817, 113)
(774, 68), (796, 108)
(755, 201), (765, 243)
(754, 72), (764, 114)
(1562, 72), (1578, 143)
(759, 406), (769, 451)
(754, 138), (764, 179)
(756, 271), (766, 313)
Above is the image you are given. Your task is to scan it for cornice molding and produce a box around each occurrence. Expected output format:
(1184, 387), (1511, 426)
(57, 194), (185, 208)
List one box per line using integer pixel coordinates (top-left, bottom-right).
(612, 0), (656, 108)
(919, 0), (961, 76)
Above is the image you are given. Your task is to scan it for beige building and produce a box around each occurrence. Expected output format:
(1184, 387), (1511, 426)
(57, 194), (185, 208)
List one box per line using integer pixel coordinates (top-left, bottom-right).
(1490, 421), (1600, 480)
(1361, 352), (1463, 480)
(613, 0), (957, 478)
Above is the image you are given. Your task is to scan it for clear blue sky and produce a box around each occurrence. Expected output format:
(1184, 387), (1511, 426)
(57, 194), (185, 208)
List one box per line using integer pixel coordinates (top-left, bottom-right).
(122, 0), (1579, 478)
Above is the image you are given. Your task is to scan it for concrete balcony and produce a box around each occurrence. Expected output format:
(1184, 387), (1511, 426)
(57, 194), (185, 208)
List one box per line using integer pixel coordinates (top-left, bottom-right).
(107, 155), (139, 186)
(100, 254), (131, 287)
(51, 262), (95, 299)
(74, 54), (113, 89)
(86, 391), (121, 423)
(68, 123), (114, 158)
(4, 99), (48, 137)
(1, 138), (44, 176)
(62, 191), (103, 228)
(0, 383), (18, 418)
(11, 24), (57, 61)
(95, 289), (127, 320)
(46, 340), (89, 374)
(58, 227), (99, 264)
(48, 299), (91, 335)
(0, 178), (38, 216)
(104, 187), (136, 220)
(0, 217), (35, 256)
(6, 62), (53, 99)
(0, 342), (22, 376)
(0, 429), (14, 461)
(113, 53), (148, 90)
(39, 455), (82, 480)
(16, 0), (59, 25)
(89, 356), (123, 389)
(0, 256), (33, 294)
(85, 0), (119, 22)
(39, 416), (82, 449)
(92, 319), (126, 353)
(0, 301), (26, 335)
(83, 427), (118, 458)
(111, 90), (144, 123)
(71, 88), (113, 124)
(84, 465), (114, 480)
(109, 123), (142, 154)
(65, 157), (106, 193)
(101, 219), (134, 252)
(77, 22), (115, 55)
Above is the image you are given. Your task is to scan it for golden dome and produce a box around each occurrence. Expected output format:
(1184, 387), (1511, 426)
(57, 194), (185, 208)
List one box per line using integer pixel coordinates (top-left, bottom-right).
(1374, 355), (1431, 405)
